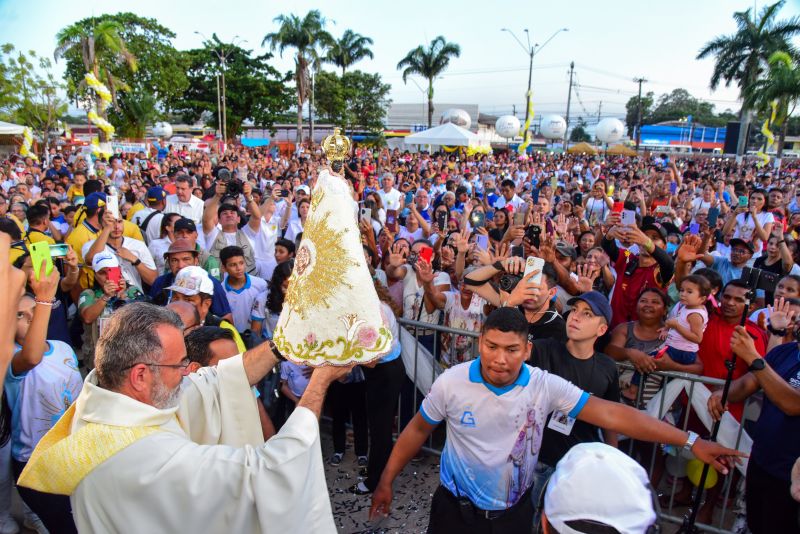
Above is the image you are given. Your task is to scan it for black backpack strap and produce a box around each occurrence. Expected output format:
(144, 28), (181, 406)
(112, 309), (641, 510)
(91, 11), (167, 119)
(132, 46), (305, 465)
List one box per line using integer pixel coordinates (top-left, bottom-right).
(138, 210), (160, 234)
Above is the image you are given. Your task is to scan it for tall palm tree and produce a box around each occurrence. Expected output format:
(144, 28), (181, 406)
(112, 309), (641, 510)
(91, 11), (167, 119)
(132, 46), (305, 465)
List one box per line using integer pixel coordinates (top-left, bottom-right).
(55, 20), (137, 142)
(696, 1), (800, 154)
(397, 36), (461, 128)
(263, 10), (332, 145)
(745, 51), (800, 157)
(325, 30), (374, 76)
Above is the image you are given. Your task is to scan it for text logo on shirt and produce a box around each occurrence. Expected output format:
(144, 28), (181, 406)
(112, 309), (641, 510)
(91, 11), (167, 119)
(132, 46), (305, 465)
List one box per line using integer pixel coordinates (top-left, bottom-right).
(460, 411), (476, 427)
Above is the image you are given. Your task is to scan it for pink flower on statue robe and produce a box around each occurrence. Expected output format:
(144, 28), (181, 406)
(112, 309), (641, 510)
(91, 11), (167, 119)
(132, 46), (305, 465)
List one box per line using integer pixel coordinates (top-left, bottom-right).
(304, 333), (317, 347)
(356, 326), (378, 348)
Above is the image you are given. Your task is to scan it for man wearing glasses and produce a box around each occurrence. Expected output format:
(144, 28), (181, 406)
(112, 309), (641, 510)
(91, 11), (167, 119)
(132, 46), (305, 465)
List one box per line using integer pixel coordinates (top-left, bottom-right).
(18, 302), (348, 533)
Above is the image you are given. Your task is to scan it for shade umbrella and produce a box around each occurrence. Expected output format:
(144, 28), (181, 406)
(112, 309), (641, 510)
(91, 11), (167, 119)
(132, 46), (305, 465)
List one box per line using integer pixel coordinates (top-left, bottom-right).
(606, 144), (638, 157)
(566, 142), (598, 155)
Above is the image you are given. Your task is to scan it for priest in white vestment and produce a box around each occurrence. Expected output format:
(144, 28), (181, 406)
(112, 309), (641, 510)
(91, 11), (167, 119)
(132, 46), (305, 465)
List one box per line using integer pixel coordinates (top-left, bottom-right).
(19, 302), (346, 533)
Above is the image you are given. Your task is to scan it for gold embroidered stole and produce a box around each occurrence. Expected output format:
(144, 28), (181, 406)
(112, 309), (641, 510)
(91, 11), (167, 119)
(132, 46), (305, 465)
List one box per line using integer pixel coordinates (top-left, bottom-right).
(18, 404), (161, 495)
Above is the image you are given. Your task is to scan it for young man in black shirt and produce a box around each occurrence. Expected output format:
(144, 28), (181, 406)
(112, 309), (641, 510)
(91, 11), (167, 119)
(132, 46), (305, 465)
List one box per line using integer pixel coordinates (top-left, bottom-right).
(464, 258), (567, 344)
(528, 290), (620, 523)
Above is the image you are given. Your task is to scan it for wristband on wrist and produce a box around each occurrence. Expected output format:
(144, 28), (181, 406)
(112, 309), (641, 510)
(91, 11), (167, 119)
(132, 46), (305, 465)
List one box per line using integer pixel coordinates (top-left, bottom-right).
(767, 321), (787, 337)
(267, 339), (285, 362)
(492, 260), (506, 272)
(132, 259), (142, 267)
(34, 298), (55, 306)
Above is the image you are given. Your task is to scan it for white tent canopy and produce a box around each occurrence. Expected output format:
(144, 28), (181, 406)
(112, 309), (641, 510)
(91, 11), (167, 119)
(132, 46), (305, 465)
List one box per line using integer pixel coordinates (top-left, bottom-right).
(403, 122), (482, 147)
(0, 121), (25, 135)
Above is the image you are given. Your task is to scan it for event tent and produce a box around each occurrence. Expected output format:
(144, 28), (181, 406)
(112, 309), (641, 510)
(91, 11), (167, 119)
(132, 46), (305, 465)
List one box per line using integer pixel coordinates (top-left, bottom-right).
(606, 144), (638, 157)
(0, 121), (25, 135)
(566, 142), (598, 155)
(403, 122), (481, 147)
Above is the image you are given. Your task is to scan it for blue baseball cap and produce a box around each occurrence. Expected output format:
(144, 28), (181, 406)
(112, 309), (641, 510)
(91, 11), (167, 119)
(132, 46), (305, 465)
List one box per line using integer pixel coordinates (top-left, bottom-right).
(84, 192), (107, 210)
(146, 186), (166, 203)
(567, 291), (612, 324)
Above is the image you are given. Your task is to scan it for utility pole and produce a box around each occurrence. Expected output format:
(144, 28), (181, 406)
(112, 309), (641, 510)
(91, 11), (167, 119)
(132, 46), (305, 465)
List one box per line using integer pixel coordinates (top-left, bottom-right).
(634, 77), (647, 152)
(512, 104), (516, 116)
(221, 57), (227, 147)
(309, 71), (315, 146)
(597, 101), (602, 122)
(564, 61), (574, 150)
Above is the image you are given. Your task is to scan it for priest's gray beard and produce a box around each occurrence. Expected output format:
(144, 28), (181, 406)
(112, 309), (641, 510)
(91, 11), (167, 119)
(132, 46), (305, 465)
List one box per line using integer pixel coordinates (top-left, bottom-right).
(151, 370), (182, 409)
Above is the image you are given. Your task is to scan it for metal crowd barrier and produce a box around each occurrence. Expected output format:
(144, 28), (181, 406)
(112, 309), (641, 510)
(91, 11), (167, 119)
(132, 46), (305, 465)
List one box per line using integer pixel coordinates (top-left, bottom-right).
(395, 318), (756, 534)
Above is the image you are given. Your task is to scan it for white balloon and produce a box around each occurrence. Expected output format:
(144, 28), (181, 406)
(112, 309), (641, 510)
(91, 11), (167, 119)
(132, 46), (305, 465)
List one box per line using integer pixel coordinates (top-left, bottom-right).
(440, 108), (472, 130)
(152, 122), (173, 139)
(595, 118), (625, 143)
(540, 114), (567, 139)
(495, 115), (521, 138)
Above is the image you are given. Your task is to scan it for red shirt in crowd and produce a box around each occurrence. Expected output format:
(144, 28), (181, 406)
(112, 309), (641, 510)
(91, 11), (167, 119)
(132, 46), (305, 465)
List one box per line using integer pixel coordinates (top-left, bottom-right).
(610, 252), (663, 330)
(697, 311), (767, 421)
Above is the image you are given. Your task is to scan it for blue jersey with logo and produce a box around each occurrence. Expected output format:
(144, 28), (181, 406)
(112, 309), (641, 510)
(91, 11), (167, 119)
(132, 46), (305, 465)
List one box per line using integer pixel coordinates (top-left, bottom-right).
(750, 342), (800, 481)
(420, 358), (588, 510)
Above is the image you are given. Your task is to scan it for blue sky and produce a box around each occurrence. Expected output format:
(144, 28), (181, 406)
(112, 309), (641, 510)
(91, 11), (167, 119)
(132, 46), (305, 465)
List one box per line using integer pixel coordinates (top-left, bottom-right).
(1, 0), (798, 123)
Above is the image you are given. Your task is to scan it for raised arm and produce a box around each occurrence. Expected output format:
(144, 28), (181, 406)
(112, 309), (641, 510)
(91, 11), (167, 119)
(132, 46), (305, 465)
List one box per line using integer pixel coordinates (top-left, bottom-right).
(12, 265), (59, 374)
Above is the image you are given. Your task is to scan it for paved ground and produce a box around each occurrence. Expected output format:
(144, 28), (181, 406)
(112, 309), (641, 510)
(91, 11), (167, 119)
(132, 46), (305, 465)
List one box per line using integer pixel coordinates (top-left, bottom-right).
(321, 423), (439, 534)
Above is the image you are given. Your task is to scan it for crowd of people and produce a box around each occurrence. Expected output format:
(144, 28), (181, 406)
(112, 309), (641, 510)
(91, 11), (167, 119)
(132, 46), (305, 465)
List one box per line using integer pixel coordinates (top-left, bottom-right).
(0, 140), (798, 533)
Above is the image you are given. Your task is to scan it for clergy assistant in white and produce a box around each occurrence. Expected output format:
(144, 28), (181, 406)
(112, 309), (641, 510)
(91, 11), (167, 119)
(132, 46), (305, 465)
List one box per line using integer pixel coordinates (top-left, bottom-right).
(19, 303), (347, 534)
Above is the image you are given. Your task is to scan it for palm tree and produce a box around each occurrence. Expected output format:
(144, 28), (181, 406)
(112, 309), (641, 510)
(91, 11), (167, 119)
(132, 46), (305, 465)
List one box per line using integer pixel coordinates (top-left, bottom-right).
(263, 10), (332, 145)
(325, 30), (374, 76)
(55, 20), (137, 142)
(397, 36), (461, 128)
(745, 51), (800, 158)
(696, 1), (800, 154)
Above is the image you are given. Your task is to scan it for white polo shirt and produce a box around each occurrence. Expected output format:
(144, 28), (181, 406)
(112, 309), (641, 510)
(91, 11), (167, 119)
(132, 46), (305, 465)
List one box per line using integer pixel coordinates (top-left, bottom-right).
(164, 194), (205, 227)
(223, 273), (267, 332)
(420, 358), (589, 510)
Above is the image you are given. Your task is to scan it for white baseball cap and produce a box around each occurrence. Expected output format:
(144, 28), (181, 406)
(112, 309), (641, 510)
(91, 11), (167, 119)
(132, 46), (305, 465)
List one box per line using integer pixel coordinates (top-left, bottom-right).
(92, 251), (119, 272)
(544, 442), (656, 534)
(166, 266), (214, 296)
(295, 184), (310, 195)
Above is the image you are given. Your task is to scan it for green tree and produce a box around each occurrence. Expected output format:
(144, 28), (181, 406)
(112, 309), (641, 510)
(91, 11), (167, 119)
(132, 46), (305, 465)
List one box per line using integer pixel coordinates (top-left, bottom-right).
(325, 30), (374, 76)
(57, 13), (188, 139)
(570, 118), (590, 142)
(397, 36), (461, 128)
(175, 38), (293, 140)
(624, 91), (654, 137)
(697, 1), (800, 153)
(0, 46), (68, 152)
(55, 19), (137, 142)
(314, 70), (346, 124)
(315, 70), (391, 133)
(648, 89), (718, 124)
(262, 10), (333, 144)
(745, 51), (800, 157)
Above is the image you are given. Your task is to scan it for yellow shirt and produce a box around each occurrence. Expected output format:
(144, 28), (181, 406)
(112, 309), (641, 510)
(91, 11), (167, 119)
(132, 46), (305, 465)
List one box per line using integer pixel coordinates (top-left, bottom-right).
(75, 207), (144, 241)
(126, 202), (145, 221)
(67, 185), (84, 202)
(65, 220), (99, 289)
(27, 230), (56, 246)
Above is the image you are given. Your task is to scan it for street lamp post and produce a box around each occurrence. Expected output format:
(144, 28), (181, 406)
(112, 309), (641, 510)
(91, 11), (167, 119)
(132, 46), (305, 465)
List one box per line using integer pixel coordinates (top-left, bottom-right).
(194, 32), (247, 148)
(501, 27), (568, 146)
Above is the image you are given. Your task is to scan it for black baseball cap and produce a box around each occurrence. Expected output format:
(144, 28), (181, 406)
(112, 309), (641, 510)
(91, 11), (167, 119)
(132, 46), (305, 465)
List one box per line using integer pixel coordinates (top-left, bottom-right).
(174, 217), (197, 234)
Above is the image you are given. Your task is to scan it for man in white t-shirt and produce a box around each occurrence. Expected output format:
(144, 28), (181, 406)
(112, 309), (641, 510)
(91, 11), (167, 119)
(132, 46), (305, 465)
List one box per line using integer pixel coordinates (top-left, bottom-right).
(165, 174), (204, 226)
(493, 178), (526, 211)
(83, 210), (157, 292)
(369, 307), (745, 531)
(377, 174), (403, 211)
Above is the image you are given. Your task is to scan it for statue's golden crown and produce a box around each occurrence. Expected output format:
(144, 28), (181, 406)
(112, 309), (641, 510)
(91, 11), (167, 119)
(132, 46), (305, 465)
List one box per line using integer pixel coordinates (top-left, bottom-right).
(322, 127), (351, 164)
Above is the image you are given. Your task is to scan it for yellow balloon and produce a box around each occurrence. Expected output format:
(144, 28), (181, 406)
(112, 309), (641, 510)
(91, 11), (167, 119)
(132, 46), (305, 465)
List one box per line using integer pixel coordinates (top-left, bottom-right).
(686, 459), (718, 489)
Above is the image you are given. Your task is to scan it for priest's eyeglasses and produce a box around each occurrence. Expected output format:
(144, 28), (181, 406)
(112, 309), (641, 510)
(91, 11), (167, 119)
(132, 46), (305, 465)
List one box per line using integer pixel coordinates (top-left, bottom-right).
(124, 358), (192, 371)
